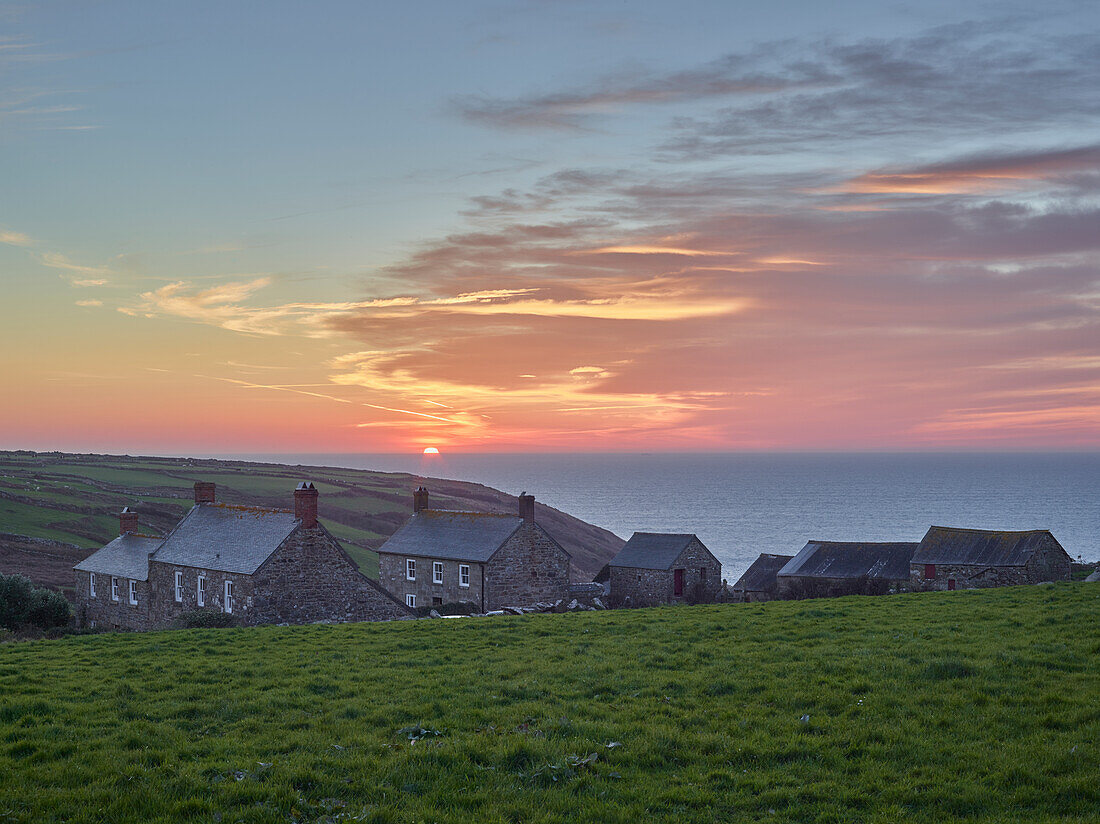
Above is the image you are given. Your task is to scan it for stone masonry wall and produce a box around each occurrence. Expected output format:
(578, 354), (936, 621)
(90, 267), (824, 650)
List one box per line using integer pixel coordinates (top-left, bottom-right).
(146, 562), (255, 628)
(610, 538), (722, 607)
(485, 523), (571, 609)
(249, 526), (408, 624)
(910, 546), (1072, 591)
(74, 571), (150, 631)
(378, 553), (486, 611)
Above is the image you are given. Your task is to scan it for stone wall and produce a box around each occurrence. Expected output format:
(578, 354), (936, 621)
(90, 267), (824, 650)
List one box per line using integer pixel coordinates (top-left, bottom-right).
(776, 575), (900, 599)
(73, 571), (150, 631)
(378, 553), (486, 611)
(146, 561), (254, 628)
(610, 538), (722, 607)
(485, 523), (571, 609)
(250, 526), (408, 623)
(910, 546), (1072, 591)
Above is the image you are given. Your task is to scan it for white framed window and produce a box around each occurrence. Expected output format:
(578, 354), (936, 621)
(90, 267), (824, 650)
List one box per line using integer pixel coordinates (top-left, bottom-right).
(406, 559), (416, 581)
(224, 580), (234, 614)
(89, 572), (96, 599)
(197, 575), (206, 607)
(111, 576), (119, 602)
(128, 580), (138, 606)
(174, 571), (183, 602)
(459, 564), (470, 588)
(405, 593), (416, 608)
(433, 561), (444, 584)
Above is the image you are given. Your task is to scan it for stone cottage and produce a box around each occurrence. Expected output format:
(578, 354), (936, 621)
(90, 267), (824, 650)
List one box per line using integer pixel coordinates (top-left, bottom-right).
(909, 526), (1072, 591)
(73, 481), (408, 630)
(730, 552), (794, 602)
(376, 488), (571, 611)
(607, 533), (721, 607)
(776, 541), (916, 599)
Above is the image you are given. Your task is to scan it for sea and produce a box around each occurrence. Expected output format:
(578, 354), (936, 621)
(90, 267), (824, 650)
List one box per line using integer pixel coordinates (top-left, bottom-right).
(237, 452), (1099, 581)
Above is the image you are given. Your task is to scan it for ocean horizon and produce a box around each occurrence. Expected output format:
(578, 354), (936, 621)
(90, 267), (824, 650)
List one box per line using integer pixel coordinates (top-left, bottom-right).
(227, 452), (1100, 581)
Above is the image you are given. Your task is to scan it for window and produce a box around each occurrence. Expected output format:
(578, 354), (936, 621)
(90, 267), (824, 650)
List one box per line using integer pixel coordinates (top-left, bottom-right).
(174, 571), (183, 602)
(459, 564), (470, 588)
(111, 577), (119, 602)
(128, 580), (138, 606)
(432, 596), (443, 606)
(406, 593), (416, 608)
(89, 573), (96, 599)
(924, 564), (936, 580)
(700, 567), (707, 580)
(433, 561), (444, 584)
(197, 575), (206, 607)
(224, 580), (234, 614)
(406, 559), (416, 581)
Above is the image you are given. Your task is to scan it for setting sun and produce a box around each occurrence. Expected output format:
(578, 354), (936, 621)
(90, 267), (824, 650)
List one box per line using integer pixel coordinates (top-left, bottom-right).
(423, 447), (440, 455)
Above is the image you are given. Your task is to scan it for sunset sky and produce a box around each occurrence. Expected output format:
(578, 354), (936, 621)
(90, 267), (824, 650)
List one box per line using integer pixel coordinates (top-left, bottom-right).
(3, 0), (1099, 453)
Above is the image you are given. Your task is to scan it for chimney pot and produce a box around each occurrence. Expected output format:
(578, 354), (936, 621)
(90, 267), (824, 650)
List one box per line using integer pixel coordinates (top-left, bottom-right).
(193, 481), (216, 504)
(294, 481), (319, 528)
(518, 493), (535, 523)
(413, 486), (429, 514)
(119, 507), (138, 535)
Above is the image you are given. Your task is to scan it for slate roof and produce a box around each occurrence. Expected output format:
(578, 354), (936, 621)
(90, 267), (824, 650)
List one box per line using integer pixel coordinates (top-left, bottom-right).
(74, 533), (162, 581)
(778, 541), (916, 581)
(377, 510), (525, 562)
(911, 526), (1064, 567)
(151, 503), (300, 574)
(608, 533), (701, 571)
(732, 553), (794, 592)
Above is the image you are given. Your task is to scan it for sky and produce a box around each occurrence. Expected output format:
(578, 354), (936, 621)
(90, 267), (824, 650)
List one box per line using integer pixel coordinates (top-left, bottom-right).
(2, 0), (1099, 454)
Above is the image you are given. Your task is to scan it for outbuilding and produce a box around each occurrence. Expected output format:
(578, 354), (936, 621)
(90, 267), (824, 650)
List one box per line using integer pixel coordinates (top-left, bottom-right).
(608, 532), (721, 607)
(776, 541), (916, 599)
(910, 526), (1072, 591)
(730, 553), (794, 602)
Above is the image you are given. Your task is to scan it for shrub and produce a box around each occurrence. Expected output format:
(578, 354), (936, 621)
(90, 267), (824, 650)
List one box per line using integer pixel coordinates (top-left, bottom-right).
(179, 608), (239, 628)
(0, 573), (71, 631)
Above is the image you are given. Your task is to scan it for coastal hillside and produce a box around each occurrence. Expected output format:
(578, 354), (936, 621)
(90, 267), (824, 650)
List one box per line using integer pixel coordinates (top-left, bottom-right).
(0, 451), (624, 589)
(1, 584), (1096, 822)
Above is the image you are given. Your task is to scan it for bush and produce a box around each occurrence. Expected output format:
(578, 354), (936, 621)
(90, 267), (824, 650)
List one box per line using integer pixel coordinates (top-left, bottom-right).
(0, 573), (71, 631)
(179, 608), (238, 628)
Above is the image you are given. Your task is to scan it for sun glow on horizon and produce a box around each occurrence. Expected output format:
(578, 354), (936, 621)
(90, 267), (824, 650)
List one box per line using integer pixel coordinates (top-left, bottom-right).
(423, 447), (440, 454)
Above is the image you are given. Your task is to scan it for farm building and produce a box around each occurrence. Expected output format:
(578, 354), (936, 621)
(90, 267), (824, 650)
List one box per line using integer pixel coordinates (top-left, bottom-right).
(608, 532), (721, 607)
(376, 488), (571, 611)
(910, 526), (1072, 591)
(73, 482), (408, 631)
(776, 541), (916, 599)
(730, 553), (794, 602)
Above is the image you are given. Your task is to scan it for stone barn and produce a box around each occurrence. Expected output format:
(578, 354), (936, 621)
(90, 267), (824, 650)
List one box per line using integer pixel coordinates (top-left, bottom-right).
(776, 541), (916, 599)
(376, 488), (571, 611)
(74, 481), (409, 630)
(730, 553), (794, 602)
(910, 526), (1072, 591)
(607, 532), (721, 607)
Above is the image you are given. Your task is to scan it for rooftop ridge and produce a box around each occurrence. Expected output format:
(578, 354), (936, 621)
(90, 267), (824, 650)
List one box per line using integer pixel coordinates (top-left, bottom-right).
(927, 525), (1051, 535)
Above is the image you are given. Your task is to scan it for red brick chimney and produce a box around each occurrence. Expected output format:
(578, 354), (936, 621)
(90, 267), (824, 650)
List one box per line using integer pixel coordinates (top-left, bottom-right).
(294, 481), (319, 528)
(194, 481), (216, 504)
(518, 492), (535, 523)
(413, 486), (429, 513)
(119, 506), (138, 535)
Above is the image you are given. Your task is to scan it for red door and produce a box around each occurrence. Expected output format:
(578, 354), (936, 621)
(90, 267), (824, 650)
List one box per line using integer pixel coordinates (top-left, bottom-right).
(674, 568), (684, 597)
(947, 579), (956, 591)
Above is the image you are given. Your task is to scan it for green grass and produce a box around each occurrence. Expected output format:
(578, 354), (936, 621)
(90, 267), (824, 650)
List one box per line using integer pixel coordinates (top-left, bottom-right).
(2, 585), (1098, 823)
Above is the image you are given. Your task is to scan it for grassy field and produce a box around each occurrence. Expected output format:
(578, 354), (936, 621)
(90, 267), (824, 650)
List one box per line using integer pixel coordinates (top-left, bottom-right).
(1, 584), (1097, 823)
(0, 451), (623, 587)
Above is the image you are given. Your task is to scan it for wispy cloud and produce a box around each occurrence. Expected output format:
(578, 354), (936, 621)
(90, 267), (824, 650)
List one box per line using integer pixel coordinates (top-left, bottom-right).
(0, 229), (32, 247)
(38, 252), (112, 286)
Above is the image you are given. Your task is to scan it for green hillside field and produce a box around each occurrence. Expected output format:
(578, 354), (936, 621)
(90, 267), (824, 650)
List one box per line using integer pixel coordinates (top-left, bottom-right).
(1, 584), (1097, 823)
